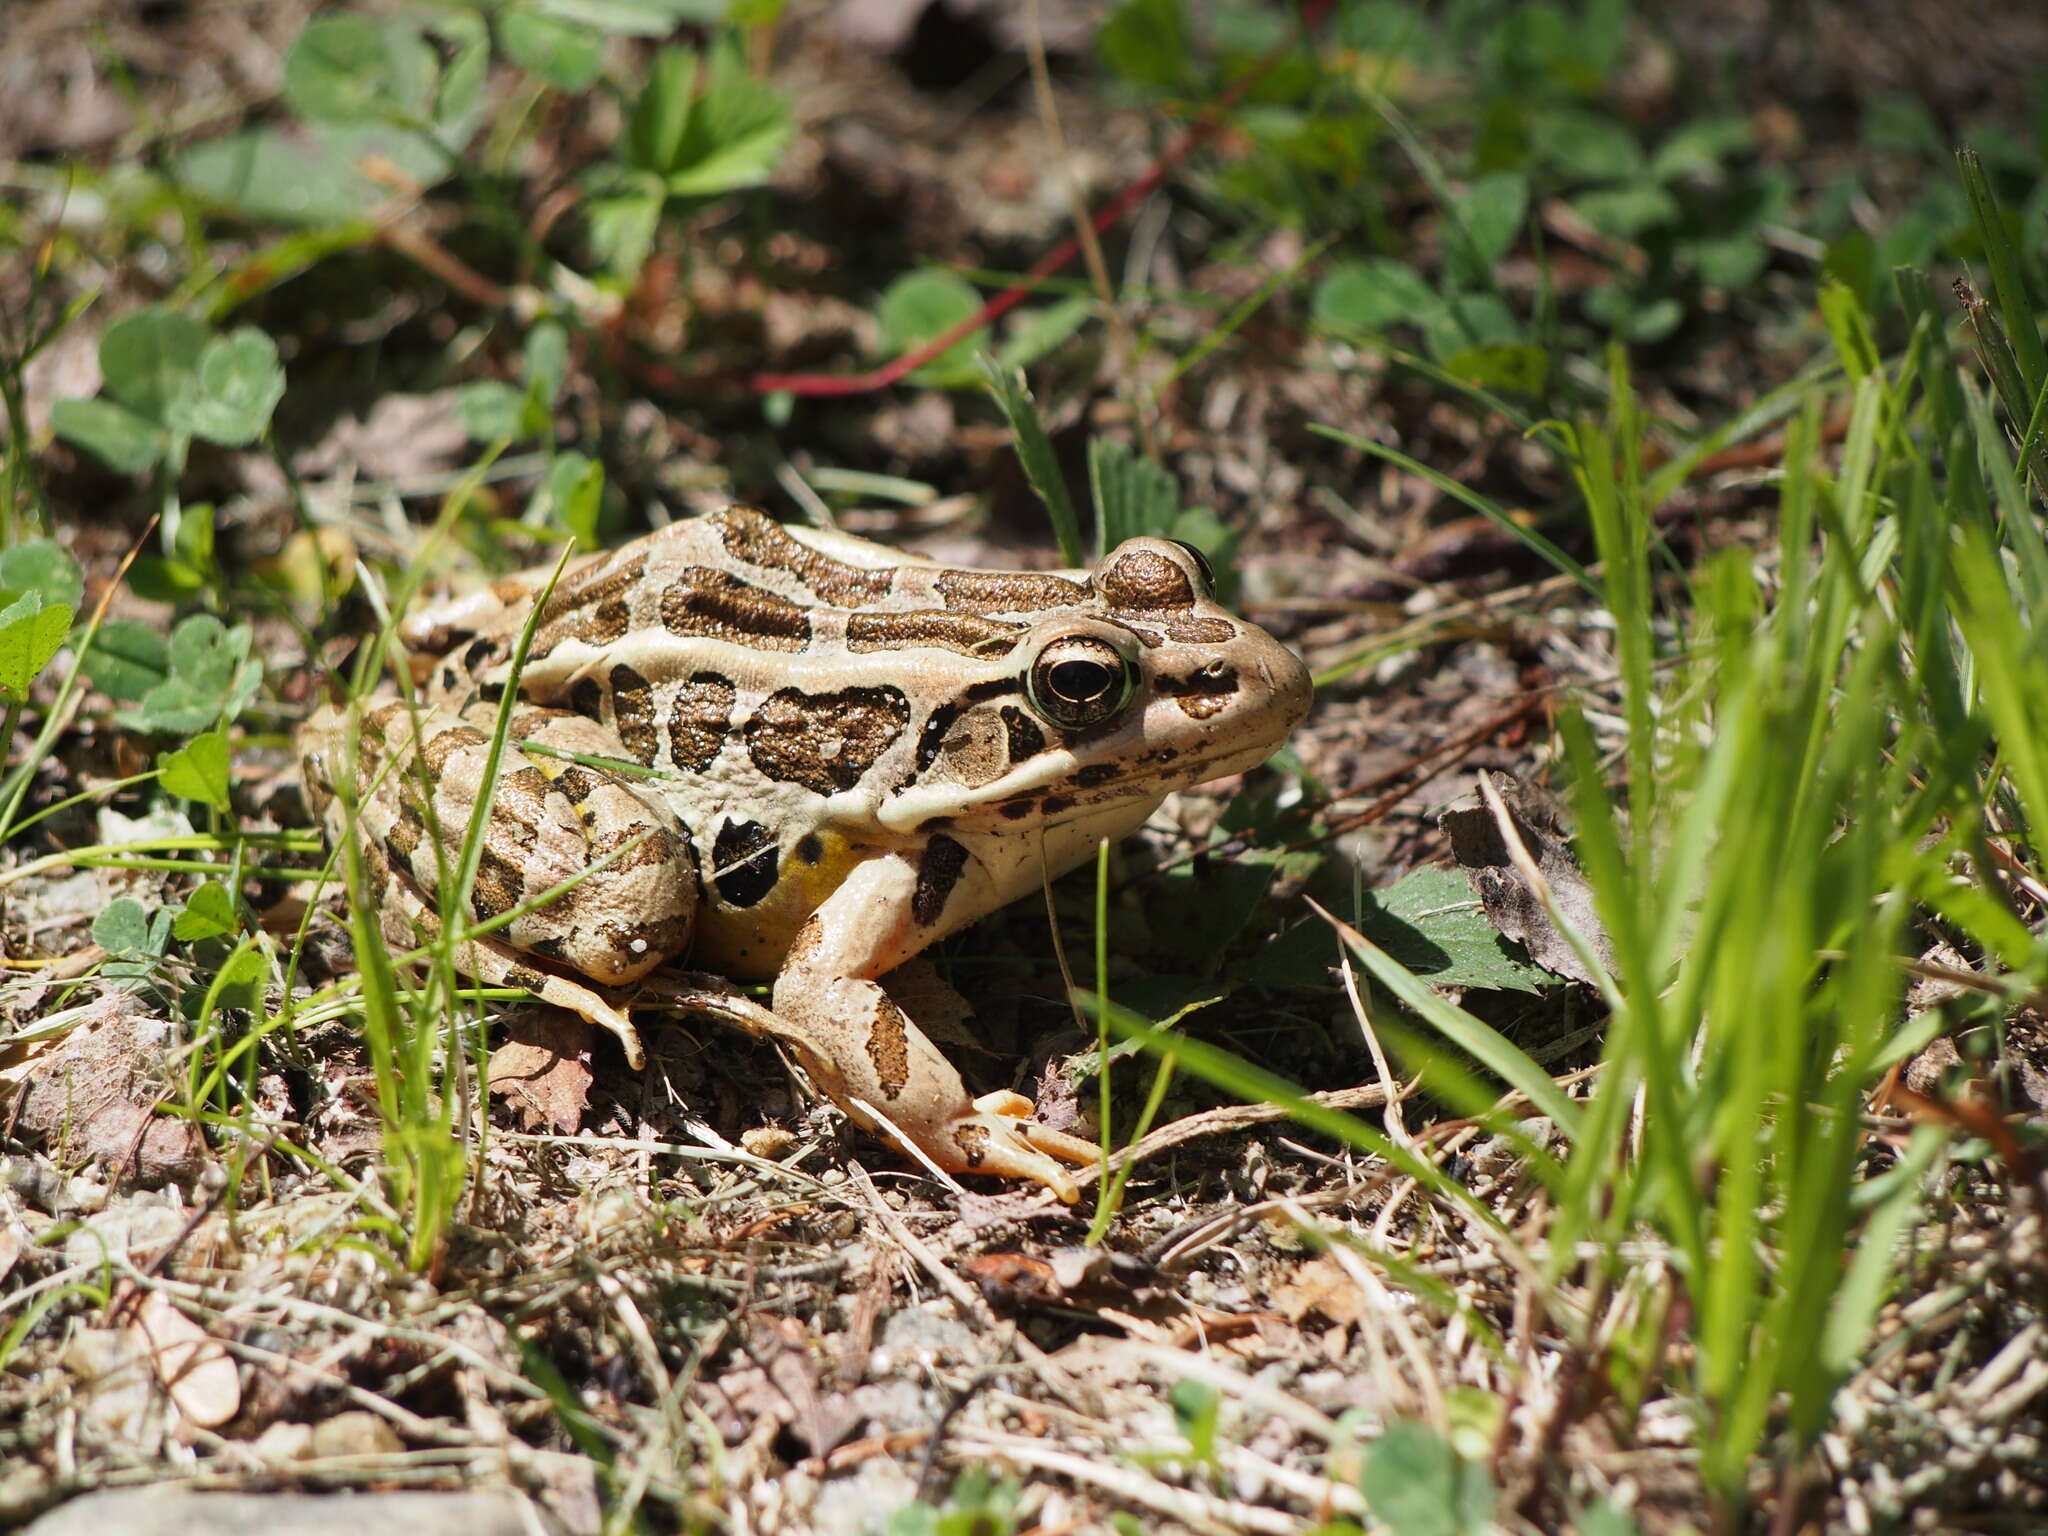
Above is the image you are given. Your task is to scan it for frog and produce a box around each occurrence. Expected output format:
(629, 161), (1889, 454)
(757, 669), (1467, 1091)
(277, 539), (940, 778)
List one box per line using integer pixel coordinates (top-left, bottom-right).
(299, 505), (1312, 1201)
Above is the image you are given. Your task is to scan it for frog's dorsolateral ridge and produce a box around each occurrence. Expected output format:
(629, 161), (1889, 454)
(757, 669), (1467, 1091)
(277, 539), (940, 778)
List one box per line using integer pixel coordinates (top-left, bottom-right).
(299, 506), (1312, 1201)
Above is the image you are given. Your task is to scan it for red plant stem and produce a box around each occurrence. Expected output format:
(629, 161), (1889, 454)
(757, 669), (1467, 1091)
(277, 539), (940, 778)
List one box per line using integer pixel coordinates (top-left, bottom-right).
(747, 0), (1336, 397)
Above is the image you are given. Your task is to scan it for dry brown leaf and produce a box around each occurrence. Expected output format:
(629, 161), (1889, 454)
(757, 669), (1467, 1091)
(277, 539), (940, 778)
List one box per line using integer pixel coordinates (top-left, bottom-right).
(1440, 770), (1616, 986)
(487, 1014), (596, 1134)
(8, 994), (205, 1187)
(1271, 1252), (1370, 1329)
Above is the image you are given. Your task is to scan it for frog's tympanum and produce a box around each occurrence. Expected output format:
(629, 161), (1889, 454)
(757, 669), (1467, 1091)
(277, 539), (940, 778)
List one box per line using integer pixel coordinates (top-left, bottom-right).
(301, 507), (1312, 1200)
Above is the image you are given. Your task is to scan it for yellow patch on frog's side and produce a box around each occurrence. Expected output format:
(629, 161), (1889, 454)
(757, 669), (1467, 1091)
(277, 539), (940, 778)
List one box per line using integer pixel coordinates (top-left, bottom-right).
(688, 827), (864, 980)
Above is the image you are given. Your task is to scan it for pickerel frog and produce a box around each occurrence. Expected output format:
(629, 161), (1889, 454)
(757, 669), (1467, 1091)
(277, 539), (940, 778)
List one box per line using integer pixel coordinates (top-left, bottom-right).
(300, 506), (1311, 1200)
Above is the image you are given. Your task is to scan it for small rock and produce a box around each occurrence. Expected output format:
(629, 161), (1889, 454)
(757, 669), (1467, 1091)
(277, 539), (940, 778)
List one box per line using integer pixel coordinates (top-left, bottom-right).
(250, 1421), (315, 1463)
(307, 1410), (402, 1460)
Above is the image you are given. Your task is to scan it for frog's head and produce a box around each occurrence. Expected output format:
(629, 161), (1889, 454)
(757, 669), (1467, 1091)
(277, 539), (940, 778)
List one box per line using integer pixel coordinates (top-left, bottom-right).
(892, 537), (1312, 829)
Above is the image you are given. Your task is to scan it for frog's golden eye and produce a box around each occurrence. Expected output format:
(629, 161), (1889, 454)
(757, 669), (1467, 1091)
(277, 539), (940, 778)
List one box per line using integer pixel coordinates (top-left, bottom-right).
(1027, 635), (1137, 729)
(1166, 539), (1217, 596)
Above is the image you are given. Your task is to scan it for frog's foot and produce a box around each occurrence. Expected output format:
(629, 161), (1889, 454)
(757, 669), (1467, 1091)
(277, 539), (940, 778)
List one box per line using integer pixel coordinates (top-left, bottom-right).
(517, 966), (646, 1070)
(927, 1091), (1101, 1204)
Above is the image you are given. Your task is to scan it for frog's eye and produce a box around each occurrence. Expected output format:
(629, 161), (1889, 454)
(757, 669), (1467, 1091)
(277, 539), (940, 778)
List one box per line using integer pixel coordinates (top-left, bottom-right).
(1166, 539), (1217, 596)
(1027, 635), (1137, 729)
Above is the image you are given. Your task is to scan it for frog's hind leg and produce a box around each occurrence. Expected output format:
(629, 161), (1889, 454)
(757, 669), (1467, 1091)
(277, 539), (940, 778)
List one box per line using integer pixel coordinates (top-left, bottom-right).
(359, 839), (650, 1066)
(299, 697), (697, 1065)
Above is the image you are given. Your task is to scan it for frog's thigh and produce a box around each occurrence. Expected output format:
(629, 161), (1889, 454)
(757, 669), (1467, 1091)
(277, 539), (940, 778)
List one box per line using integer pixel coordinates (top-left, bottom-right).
(770, 855), (1096, 1200)
(361, 838), (650, 1068)
(361, 701), (695, 986)
(462, 703), (699, 984)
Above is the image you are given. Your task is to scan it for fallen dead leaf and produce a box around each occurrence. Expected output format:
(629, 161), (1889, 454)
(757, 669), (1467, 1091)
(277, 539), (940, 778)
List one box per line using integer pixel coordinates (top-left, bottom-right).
(1440, 770), (1615, 986)
(487, 1013), (596, 1134)
(8, 993), (205, 1187)
(1271, 1252), (1370, 1329)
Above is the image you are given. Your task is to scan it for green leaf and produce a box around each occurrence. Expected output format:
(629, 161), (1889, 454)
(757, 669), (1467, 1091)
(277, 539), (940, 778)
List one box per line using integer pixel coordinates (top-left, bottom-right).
(1439, 343), (1548, 397)
(582, 182), (664, 275)
(1098, 0), (1191, 89)
(1682, 233), (1769, 289)
(1420, 292), (1523, 361)
(94, 897), (159, 961)
(524, 320), (570, 406)
(876, 270), (985, 387)
(627, 46), (699, 174)
(1088, 436), (1180, 551)
(157, 730), (233, 810)
(0, 594), (74, 700)
(1570, 181), (1680, 238)
(978, 356), (1084, 566)
(430, 10), (491, 128)
(1312, 258), (1442, 337)
(1354, 866), (1549, 993)
(662, 43), (793, 197)
(553, 453), (606, 545)
(1818, 276), (1881, 381)
(172, 880), (242, 942)
(131, 508), (218, 604)
(97, 308), (207, 424)
(169, 613), (247, 690)
(1650, 115), (1754, 181)
(83, 620), (172, 701)
(1583, 287), (1683, 343)
(50, 397), (166, 474)
(534, 0), (726, 37)
(121, 615), (260, 733)
(169, 327), (286, 446)
(1150, 860), (1276, 970)
(1361, 1420), (1496, 1536)
(1575, 1501), (1646, 1536)
(1446, 172), (1528, 285)
(173, 127), (384, 225)
(1531, 107), (1643, 182)
(459, 380), (531, 442)
(997, 295), (1094, 372)
(1239, 918), (1334, 988)
(284, 13), (405, 124)
(0, 539), (84, 612)
(209, 941), (270, 1008)
(1168, 1377), (1221, 1464)
(499, 10), (605, 91)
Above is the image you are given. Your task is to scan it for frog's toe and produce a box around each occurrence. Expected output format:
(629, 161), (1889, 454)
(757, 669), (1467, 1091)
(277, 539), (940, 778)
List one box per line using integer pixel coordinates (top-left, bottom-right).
(944, 1095), (1101, 1203)
(518, 969), (646, 1070)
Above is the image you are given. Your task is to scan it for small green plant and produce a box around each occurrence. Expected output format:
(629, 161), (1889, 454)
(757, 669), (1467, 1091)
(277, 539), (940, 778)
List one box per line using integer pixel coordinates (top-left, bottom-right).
(885, 1468), (1023, 1536)
(50, 308), (284, 475)
(1360, 1420), (1496, 1536)
(980, 357), (1237, 573)
(871, 272), (1093, 390)
(583, 37), (795, 276)
(86, 613), (264, 736)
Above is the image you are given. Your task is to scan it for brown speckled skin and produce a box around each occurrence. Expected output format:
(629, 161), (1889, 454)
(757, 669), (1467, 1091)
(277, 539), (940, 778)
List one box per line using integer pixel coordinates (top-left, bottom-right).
(300, 506), (1312, 1200)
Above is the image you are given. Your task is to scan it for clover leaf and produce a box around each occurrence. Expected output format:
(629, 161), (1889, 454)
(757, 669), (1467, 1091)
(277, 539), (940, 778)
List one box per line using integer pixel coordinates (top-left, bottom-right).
(117, 614), (263, 734)
(171, 880), (243, 942)
(0, 594), (75, 703)
(51, 308), (286, 472)
(157, 730), (234, 811)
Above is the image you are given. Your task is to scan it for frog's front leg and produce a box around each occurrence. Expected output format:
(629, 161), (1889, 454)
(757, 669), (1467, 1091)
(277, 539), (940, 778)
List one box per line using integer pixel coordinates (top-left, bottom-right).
(769, 853), (1100, 1203)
